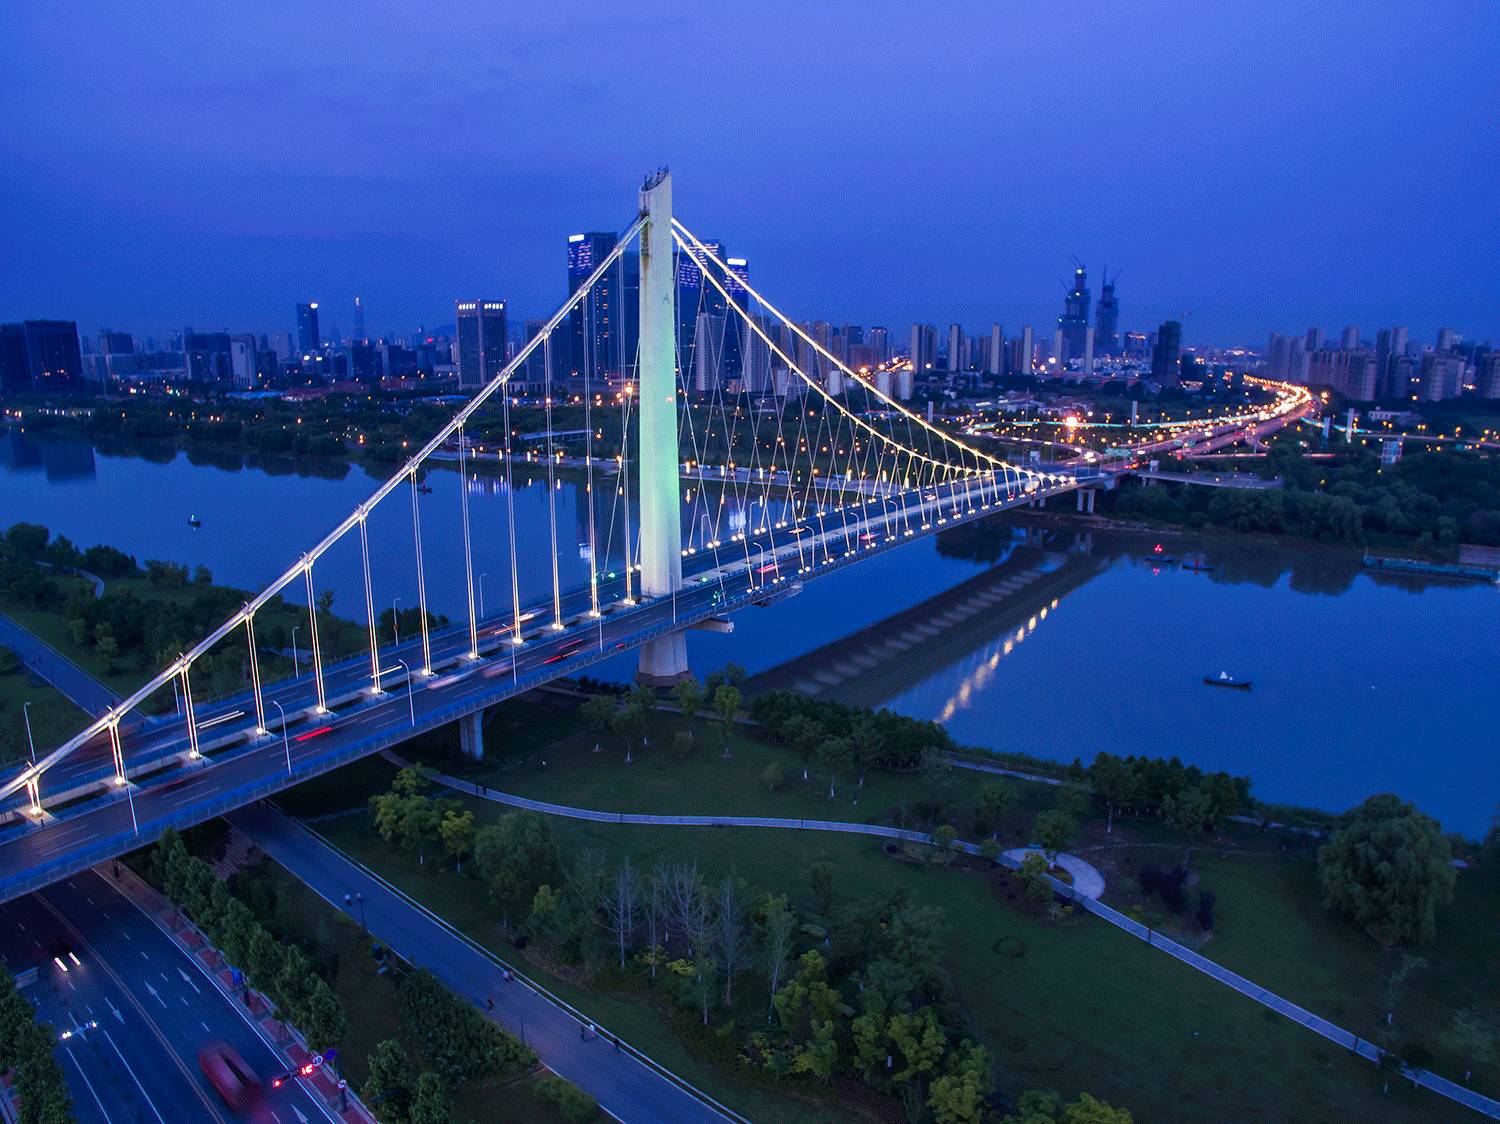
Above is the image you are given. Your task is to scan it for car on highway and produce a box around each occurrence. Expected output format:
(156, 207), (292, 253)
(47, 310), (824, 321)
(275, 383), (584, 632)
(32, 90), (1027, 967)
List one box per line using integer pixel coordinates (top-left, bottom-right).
(199, 1040), (262, 1114)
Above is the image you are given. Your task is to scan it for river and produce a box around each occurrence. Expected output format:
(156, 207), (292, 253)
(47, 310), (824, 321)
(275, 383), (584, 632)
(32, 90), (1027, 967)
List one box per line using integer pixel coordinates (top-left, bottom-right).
(2, 432), (1495, 835)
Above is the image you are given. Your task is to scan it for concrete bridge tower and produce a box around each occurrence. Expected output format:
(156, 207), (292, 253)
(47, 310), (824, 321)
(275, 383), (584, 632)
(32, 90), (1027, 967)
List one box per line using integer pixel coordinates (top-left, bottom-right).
(635, 169), (690, 685)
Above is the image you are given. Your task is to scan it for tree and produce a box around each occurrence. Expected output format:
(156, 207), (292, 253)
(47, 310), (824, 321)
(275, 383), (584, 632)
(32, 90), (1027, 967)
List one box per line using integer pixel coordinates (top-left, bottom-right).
(805, 859), (835, 915)
(364, 1038), (415, 1123)
(475, 810), (559, 906)
(1162, 783), (1214, 864)
(976, 779), (1011, 838)
(782, 715), (824, 781)
(410, 1072), (450, 1124)
(1088, 753), (1135, 834)
(1440, 1008), (1499, 1082)
(5, 523), (49, 558)
(612, 697), (647, 762)
(672, 729), (694, 761)
(813, 736), (852, 799)
(761, 760), (785, 791)
(760, 895), (796, 1019)
(644, 865), (668, 982)
(672, 676), (705, 721)
(979, 838), (1002, 865)
(1318, 793), (1455, 946)
(301, 979), (348, 1053)
(602, 858), (640, 971)
(931, 824), (958, 854)
(711, 877), (748, 1006)
(1019, 852), (1052, 906)
(439, 809), (475, 872)
(887, 1006), (945, 1096)
(579, 694), (615, 751)
(1032, 809), (1076, 864)
(928, 1040), (993, 1124)
(1195, 889), (1218, 935)
(1001, 1090), (1133, 1124)
(712, 684), (741, 756)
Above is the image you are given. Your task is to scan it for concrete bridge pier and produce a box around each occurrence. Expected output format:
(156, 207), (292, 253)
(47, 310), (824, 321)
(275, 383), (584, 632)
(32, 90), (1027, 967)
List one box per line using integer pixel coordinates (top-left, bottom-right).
(458, 710), (484, 759)
(1075, 488), (1096, 514)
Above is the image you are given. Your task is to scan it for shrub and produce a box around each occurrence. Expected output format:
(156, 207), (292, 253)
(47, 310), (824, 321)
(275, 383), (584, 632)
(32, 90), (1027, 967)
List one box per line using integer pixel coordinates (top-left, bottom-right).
(761, 760), (785, 792)
(533, 1075), (599, 1122)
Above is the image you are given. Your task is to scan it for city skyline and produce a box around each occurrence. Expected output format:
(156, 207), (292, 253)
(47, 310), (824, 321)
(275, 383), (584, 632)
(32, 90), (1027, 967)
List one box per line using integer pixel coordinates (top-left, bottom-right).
(2, 2), (1496, 346)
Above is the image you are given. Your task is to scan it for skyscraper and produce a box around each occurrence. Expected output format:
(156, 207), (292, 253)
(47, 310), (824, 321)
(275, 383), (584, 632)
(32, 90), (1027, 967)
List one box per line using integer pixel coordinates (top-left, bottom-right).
(1375, 326), (1408, 398)
(1435, 327), (1455, 354)
(1151, 320), (1182, 383)
(910, 324), (937, 374)
(567, 232), (620, 381)
(0, 324), (29, 393)
(947, 323), (965, 371)
(10, 321), (85, 391)
(1018, 325), (1034, 375)
(98, 330), (133, 356)
(1083, 326), (1095, 377)
(1341, 325), (1360, 350)
(987, 325), (1004, 376)
(296, 302), (320, 354)
(353, 296), (366, 341)
(1058, 263), (1091, 359)
(693, 312), (725, 394)
(455, 300), (507, 390)
(1306, 327), (1324, 352)
(1095, 271), (1119, 354)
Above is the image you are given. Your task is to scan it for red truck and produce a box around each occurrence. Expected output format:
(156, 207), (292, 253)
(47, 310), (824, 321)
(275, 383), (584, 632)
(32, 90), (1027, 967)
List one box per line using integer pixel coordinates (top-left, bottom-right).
(198, 1041), (262, 1113)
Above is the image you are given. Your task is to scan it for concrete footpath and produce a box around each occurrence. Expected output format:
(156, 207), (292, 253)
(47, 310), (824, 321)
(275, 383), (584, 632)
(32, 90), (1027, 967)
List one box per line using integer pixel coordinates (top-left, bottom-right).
(230, 802), (741, 1124)
(0, 612), (121, 716)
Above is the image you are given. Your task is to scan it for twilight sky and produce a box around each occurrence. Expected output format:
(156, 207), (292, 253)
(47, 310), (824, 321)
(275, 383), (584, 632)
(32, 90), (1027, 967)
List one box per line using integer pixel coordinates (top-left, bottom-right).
(2, 1), (1496, 348)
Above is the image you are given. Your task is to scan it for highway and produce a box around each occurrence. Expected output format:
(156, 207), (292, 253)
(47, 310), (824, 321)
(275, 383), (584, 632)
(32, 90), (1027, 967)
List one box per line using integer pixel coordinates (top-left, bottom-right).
(0, 472), (1079, 902)
(0, 868), (337, 1124)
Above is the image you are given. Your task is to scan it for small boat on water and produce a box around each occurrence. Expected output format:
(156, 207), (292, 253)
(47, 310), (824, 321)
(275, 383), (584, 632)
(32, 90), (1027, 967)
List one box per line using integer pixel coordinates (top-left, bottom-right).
(1149, 544), (1177, 565)
(416, 484), (434, 494)
(188, 515), (202, 528)
(1183, 555), (1215, 572)
(1203, 671), (1251, 691)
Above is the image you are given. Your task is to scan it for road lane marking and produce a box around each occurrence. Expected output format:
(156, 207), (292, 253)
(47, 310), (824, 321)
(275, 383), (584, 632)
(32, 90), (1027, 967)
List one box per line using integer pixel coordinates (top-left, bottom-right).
(63, 1045), (116, 1124)
(102, 1028), (170, 1124)
(177, 967), (201, 994)
(143, 981), (166, 1009)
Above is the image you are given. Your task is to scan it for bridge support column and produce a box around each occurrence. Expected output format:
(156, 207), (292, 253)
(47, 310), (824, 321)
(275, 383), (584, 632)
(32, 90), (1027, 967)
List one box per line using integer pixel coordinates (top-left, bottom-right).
(458, 710), (484, 760)
(1076, 489), (1095, 514)
(635, 168), (691, 687)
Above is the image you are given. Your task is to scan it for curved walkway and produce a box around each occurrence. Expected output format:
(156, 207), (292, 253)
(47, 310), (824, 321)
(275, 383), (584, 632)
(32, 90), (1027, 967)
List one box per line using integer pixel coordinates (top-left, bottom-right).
(394, 749), (1500, 1121)
(1004, 848), (1105, 899)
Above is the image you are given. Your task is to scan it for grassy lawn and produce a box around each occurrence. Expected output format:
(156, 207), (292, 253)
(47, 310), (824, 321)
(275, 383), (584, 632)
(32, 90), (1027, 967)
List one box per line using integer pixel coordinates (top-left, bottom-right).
(0, 664), (84, 765)
(291, 736), (1466, 1124)
(233, 856), (575, 1123)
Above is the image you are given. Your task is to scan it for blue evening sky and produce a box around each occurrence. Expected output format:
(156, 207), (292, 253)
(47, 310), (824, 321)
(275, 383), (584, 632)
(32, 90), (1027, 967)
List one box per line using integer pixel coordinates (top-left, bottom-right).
(1, 1), (1496, 347)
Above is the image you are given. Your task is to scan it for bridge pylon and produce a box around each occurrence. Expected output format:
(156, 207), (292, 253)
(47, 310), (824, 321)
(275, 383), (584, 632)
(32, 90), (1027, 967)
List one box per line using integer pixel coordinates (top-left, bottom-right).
(635, 169), (691, 686)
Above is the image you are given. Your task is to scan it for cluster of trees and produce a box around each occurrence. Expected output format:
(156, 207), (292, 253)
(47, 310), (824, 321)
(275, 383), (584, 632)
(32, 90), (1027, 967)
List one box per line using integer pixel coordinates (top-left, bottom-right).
(752, 691), (956, 776)
(346, 1039), (449, 1124)
(397, 968), (535, 1087)
(151, 830), (348, 1050)
(0, 969), (72, 1124)
(1318, 793), (1455, 947)
(1112, 442), (1500, 550)
(1002, 1090), (1133, 1123)
(369, 768), (476, 869)
(1137, 864), (1216, 935)
(577, 672), (744, 762)
(1083, 752), (1250, 843)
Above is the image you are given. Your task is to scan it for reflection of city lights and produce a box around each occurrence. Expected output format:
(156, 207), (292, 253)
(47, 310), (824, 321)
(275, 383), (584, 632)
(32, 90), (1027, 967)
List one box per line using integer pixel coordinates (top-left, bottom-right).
(936, 596), (1062, 722)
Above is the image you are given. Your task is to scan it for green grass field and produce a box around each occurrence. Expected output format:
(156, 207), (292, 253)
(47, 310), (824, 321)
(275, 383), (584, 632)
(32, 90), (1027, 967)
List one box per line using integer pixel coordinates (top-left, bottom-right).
(286, 710), (1478, 1124)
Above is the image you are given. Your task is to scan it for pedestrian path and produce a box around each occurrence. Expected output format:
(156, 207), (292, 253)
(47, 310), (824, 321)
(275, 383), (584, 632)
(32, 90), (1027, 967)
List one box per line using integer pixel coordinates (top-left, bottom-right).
(0, 612), (121, 715)
(399, 751), (1500, 1121)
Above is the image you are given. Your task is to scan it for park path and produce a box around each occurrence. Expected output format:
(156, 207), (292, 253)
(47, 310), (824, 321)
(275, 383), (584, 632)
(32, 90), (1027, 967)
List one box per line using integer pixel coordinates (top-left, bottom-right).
(0, 612), (121, 715)
(396, 750), (1500, 1121)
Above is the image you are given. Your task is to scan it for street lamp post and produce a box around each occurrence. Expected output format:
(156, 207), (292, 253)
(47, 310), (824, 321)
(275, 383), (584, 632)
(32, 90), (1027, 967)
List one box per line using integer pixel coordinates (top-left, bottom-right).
(392, 597), (402, 647)
(270, 699), (291, 775)
(393, 660), (415, 726)
(291, 626), (300, 677)
(22, 702), (35, 766)
(355, 892), (366, 932)
(478, 573), (487, 619)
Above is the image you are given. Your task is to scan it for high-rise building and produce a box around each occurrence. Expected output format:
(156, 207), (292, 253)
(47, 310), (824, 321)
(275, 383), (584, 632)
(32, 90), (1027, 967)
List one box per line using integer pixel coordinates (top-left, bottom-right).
(0, 324), (29, 393)
(567, 232), (620, 380)
(1019, 325), (1035, 374)
(1049, 328), (1065, 373)
(1340, 325), (1360, 350)
(1150, 320), (1182, 383)
(910, 324), (937, 374)
(296, 302), (321, 354)
(1478, 352), (1500, 399)
(455, 300), (507, 390)
(1306, 327), (1324, 352)
(1308, 348), (1378, 399)
(693, 312), (726, 394)
(987, 325), (1004, 376)
(1095, 271), (1119, 354)
(742, 315), (772, 395)
(98, 330), (133, 356)
(1417, 353), (1464, 401)
(868, 327), (889, 365)
(1375, 326), (1408, 398)
(895, 366), (914, 400)
(1082, 326), (1096, 377)
(1435, 327), (1455, 354)
(353, 296), (366, 341)
(1058, 264), (1091, 359)
(230, 334), (259, 388)
(947, 323), (968, 371)
(184, 332), (232, 382)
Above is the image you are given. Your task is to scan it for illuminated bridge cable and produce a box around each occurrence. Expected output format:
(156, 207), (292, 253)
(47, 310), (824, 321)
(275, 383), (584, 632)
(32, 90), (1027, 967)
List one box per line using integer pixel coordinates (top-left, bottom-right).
(409, 470), (433, 674)
(0, 214), (645, 804)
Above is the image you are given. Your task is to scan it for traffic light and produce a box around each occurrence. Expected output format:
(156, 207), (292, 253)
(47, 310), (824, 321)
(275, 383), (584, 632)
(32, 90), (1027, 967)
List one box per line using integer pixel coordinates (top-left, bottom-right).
(298, 1063), (316, 1078)
(271, 1074), (290, 1089)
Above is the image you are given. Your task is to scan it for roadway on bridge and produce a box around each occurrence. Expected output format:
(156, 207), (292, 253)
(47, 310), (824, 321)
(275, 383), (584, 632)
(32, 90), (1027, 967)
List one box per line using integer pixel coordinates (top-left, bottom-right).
(0, 476), (1075, 902)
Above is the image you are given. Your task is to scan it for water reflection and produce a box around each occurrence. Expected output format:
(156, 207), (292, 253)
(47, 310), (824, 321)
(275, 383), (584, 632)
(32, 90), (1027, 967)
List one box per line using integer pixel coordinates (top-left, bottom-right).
(0, 432), (96, 482)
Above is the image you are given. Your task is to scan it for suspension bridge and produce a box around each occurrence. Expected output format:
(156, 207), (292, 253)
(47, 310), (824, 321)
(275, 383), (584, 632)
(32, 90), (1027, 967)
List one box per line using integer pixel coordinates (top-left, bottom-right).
(0, 172), (1313, 902)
